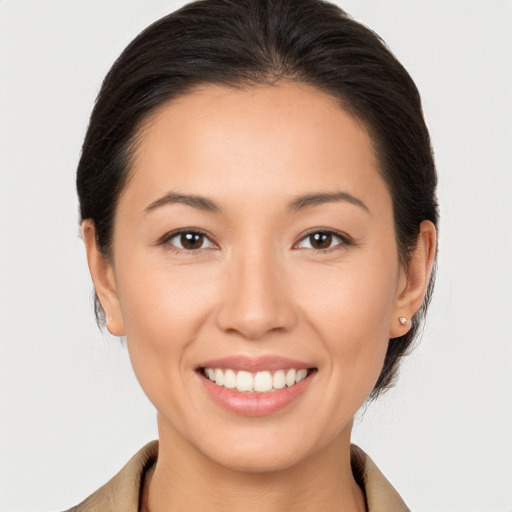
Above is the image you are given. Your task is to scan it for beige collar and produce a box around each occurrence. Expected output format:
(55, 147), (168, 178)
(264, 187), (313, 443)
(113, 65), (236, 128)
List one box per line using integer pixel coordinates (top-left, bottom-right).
(351, 444), (410, 512)
(67, 441), (409, 511)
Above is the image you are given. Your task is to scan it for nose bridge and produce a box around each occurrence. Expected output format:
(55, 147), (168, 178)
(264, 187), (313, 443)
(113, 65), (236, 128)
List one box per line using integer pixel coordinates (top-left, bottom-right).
(216, 237), (296, 339)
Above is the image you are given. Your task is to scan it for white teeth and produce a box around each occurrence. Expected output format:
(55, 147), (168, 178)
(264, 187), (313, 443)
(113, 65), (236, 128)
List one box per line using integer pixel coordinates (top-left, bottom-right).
(285, 369), (296, 387)
(254, 371), (273, 392)
(214, 368), (224, 386)
(296, 369), (308, 383)
(203, 367), (311, 393)
(236, 371), (253, 392)
(224, 369), (236, 389)
(273, 370), (286, 390)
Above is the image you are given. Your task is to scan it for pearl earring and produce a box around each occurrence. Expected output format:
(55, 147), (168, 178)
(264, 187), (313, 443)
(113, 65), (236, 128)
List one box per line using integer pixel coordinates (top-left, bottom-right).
(399, 316), (408, 325)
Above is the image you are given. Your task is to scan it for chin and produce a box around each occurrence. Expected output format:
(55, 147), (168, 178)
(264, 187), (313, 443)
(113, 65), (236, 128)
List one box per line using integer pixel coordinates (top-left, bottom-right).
(205, 439), (313, 473)
(187, 417), (345, 475)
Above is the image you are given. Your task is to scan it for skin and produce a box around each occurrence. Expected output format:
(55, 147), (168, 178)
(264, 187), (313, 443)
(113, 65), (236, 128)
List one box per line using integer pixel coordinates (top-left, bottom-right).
(83, 81), (436, 512)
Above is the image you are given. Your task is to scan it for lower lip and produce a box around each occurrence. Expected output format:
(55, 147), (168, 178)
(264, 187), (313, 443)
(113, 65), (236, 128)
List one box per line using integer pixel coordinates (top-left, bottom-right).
(198, 371), (316, 417)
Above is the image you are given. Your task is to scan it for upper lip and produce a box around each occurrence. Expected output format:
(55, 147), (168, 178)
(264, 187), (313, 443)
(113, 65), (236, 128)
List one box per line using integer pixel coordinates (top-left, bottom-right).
(198, 355), (315, 373)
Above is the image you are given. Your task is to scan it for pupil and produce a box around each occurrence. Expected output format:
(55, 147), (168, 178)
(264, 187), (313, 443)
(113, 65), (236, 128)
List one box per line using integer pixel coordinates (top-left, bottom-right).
(311, 232), (332, 249)
(181, 232), (203, 250)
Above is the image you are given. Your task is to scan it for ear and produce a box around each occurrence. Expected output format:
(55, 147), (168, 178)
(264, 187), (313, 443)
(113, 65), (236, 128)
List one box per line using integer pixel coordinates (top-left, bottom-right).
(81, 220), (125, 336)
(390, 220), (437, 338)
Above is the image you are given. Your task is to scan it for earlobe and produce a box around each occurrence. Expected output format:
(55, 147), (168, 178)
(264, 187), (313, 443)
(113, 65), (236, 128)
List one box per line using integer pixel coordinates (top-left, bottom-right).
(390, 220), (437, 338)
(81, 220), (125, 336)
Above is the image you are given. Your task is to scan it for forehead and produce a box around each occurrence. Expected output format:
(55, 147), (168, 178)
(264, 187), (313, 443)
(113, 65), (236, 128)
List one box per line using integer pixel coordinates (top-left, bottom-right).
(123, 81), (388, 213)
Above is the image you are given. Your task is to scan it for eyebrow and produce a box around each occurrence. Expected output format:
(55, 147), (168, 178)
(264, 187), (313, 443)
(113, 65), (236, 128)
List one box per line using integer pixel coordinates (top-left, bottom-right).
(145, 192), (222, 214)
(288, 191), (370, 214)
(144, 190), (369, 215)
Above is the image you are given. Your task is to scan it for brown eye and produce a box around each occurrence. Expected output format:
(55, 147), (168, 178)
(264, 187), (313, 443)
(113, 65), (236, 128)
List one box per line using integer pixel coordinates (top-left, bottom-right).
(296, 231), (347, 251)
(166, 231), (214, 251)
(309, 232), (333, 249)
(181, 232), (204, 250)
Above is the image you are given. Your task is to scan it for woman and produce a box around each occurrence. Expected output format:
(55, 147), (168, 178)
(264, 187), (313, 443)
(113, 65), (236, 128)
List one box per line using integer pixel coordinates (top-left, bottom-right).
(71, 0), (437, 510)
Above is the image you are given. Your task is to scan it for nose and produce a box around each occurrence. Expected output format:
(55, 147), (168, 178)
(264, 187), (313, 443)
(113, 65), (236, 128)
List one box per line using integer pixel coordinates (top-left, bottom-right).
(215, 245), (298, 340)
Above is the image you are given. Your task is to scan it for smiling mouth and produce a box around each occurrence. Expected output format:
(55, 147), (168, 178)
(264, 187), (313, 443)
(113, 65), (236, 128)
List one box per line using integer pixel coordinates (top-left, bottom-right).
(199, 367), (317, 393)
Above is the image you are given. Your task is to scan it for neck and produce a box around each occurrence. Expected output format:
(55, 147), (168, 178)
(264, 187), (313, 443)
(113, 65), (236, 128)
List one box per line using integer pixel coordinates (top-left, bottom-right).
(141, 417), (366, 512)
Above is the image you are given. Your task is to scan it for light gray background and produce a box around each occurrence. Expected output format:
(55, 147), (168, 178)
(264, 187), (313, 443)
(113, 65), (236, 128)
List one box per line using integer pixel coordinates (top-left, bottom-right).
(1, 1), (511, 511)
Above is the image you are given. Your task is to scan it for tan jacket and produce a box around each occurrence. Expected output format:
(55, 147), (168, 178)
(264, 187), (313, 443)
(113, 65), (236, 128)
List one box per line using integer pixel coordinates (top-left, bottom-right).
(66, 441), (409, 512)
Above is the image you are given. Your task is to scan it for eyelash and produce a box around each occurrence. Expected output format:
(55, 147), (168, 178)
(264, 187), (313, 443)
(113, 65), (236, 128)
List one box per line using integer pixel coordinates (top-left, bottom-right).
(159, 228), (352, 254)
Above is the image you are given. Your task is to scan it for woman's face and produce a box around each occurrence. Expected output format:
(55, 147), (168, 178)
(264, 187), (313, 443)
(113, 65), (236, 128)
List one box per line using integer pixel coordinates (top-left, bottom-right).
(97, 82), (411, 471)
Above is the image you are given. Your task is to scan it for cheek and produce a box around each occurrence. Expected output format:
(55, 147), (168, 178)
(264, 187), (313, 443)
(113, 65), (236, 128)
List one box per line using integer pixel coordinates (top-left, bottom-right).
(113, 254), (219, 398)
(116, 247), (219, 330)
(294, 249), (399, 385)
(296, 251), (398, 335)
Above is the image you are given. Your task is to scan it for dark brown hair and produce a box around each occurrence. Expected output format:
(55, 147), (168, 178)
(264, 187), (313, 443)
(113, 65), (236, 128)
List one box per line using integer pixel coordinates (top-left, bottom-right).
(77, 0), (438, 399)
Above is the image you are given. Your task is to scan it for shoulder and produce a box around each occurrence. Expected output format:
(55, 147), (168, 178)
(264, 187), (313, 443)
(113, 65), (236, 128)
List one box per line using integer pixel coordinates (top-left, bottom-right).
(63, 441), (158, 512)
